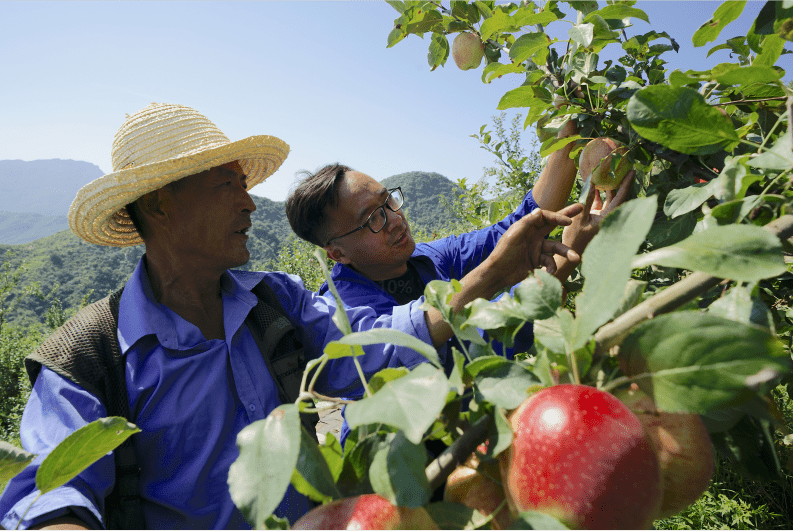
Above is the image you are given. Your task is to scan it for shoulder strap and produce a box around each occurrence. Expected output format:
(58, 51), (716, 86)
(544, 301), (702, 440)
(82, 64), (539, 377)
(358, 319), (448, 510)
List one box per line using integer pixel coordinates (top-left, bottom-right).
(25, 288), (145, 530)
(248, 279), (319, 440)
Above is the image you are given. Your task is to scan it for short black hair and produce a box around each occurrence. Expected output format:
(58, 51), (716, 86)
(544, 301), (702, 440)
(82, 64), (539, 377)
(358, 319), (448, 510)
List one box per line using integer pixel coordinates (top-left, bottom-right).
(285, 163), (353, 247)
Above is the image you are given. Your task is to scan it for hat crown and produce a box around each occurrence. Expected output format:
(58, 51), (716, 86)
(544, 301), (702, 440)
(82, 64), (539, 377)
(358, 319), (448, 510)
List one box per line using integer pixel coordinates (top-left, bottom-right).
(111, 103), (231, 172)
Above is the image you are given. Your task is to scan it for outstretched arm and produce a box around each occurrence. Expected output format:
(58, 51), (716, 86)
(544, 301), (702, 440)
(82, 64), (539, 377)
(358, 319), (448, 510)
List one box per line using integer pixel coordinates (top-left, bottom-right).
(531, 118), (579, 212)
(425, 203), (584, 347)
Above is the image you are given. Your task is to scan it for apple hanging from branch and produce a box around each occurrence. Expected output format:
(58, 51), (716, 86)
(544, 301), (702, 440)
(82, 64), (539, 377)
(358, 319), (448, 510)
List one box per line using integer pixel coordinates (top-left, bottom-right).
(452, 32), (484, 70)
(499, 384), (662, 529)
(291, 493), (438, 530)
(579, 138), (631, 191)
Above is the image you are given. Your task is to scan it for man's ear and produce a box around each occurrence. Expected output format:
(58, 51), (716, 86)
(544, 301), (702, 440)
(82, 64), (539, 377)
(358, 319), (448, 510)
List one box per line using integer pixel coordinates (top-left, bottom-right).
(136, 189), (168, 227)
(324, 244), (351, 265)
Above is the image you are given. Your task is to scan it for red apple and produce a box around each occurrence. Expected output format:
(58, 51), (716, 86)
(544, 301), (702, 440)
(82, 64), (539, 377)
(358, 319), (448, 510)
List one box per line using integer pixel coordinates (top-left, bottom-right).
(579, 138), (630, 191)
(291, 494), (437, 530)
(499, 384), (662, 529)
(614, 387), (714, 518)
(444, 451), (512, 529)
(452, 32), (485, 70)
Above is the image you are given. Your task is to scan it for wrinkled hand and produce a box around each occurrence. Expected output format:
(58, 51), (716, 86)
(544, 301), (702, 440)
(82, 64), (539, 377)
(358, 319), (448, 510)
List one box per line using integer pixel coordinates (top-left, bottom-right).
(485, 203), (584, 287)
(562, 170), (635, 255)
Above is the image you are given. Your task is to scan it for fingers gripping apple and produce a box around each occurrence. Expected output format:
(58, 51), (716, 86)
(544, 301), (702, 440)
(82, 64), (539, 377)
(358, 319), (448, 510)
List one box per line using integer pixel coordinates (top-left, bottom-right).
(579, 138), (631, 191)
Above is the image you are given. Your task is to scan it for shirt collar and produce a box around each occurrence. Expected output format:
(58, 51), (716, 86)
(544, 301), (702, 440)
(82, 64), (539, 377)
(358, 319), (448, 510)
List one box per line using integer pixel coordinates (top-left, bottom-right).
(117, 257), (267, 353)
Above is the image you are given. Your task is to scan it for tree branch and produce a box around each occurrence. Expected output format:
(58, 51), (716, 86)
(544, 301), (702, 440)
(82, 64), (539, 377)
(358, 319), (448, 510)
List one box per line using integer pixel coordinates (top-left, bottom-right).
(712, 96), (788, 106)
(425, 414), (491, 491)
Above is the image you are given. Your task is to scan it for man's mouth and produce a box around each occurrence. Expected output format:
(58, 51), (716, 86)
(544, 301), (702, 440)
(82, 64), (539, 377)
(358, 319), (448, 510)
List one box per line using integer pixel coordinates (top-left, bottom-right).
(235, 226), (251, 236)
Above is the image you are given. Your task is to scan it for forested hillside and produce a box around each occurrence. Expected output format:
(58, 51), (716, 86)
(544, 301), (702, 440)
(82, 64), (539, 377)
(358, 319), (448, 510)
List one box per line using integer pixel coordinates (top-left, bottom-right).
(0, 171), (462, 326)
(0, 212), (69, 245)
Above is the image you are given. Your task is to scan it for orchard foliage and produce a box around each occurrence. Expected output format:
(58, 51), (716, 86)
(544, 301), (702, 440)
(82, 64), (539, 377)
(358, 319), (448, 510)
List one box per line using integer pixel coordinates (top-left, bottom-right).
(2, 1), (793, 529)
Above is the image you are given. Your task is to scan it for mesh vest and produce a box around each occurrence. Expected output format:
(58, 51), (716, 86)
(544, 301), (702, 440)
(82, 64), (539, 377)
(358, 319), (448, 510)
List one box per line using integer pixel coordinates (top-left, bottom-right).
(24, 279), (319, 529)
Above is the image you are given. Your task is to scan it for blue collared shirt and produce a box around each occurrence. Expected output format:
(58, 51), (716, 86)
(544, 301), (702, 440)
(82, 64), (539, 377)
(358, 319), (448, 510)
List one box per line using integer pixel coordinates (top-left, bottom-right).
(1, 258), (434, 529)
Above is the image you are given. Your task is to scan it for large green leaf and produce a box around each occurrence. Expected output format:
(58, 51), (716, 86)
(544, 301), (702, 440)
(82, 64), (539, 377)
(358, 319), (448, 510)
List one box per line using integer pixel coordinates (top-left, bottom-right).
(647, 211), (697, 249)
(663, 182), (717, 219)
(291, 427), (341, 503)
(591, 4), (649, 24)
(345, 363), (449, 444)
(627, 86), (739, 155)
(572, 197), (657, 350)
(619, 312), (790, 413)
(228, 405), (301, 529)
(708, 284), (774, 331)
(0, 441), (35, 484)
(36, 417), (139, 495)
(466, 356), (540, 409)
(748, 134), (793, 171)
(324, 328), (441, 368)
(692, 1), (747, 46)
(424, 501), (490, 530)
(462, 270), (563, 347)
(497, 86), (549, 111)
(369, 431), (430, 508)
(631, 223), (786, 282)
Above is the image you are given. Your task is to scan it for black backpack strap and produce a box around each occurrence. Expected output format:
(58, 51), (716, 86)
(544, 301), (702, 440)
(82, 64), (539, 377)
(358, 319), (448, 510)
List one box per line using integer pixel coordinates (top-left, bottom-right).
(248, 280), (319, 440)
(25, 288), (145, 530)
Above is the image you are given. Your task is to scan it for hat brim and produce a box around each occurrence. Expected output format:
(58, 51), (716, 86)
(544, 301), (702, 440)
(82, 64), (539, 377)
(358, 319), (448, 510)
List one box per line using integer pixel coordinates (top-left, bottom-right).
(68, 134), (289, 247)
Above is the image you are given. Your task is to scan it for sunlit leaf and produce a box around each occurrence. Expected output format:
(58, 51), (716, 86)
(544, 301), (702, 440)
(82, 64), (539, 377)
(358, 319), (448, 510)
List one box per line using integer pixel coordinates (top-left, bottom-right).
(573, 197), (657, 350)
(326, 328), (441, 368)
(663, 182), (717, 219)
(692, 1), (746, 47)
(228, 405), (301, 529)
(345, 364), (449, 444)
(36, 417), (139, 495)
(631, 224), (786, 282)
(291, 427), (341, 503)
(708, 284), (775, 331)
(748, 134), (793, 171)
(627, 86), (739, 155)
(466, 356), (540, 409)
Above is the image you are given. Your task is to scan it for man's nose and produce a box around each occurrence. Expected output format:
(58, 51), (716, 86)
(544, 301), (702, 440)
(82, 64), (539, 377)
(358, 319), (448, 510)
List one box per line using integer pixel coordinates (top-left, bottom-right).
(240, 186), (256, 213)
(385, 207), (403, 230)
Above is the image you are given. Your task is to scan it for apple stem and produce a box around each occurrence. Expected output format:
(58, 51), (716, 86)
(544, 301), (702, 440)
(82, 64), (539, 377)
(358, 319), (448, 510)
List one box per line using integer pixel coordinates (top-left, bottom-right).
(425, 414), (491, 491)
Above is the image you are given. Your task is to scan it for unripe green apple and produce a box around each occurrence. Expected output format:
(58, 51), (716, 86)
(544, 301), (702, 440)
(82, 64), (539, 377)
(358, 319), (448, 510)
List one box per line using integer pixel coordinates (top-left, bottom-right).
(291, 493), (437, 530)
(452, 32), (485, 70)
(444, 450), (512, 529)
(579, 137), (630, 191)
(499, 384), (662, 529)
(614, 386), (715, 519)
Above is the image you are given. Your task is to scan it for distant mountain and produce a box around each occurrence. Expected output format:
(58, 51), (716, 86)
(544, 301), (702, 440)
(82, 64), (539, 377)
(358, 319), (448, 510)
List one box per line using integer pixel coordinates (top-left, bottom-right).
(0, 159), (104, 215)
(0, 169), (462, 327)
(0, 212), (69, 245)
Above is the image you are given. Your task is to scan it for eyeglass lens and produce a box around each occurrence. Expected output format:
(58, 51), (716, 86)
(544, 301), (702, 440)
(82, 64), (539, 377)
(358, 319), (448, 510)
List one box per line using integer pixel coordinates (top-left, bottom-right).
(368, 189), (403, 233)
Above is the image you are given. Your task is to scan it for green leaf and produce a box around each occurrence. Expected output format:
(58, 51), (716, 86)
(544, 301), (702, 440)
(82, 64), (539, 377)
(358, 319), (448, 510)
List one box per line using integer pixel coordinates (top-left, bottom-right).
(467, 356), (540, 409)
(369, 367), (410, 394)
(631, 224), (786, 282)
(482, 61), (529, 83)
(369, 431), (430, 508)
(428, 32), (449, 70)
(386, 1), (406, 14)
(663, 182), (717, 218)
(479, 8), (516, 42)
(496, 86), (547, 111)
(0, 441), (35, 484)
(291, 427), (342, 503)
(754, 33), (787, 65)
(509, 32), (551, 64)
(619, 312), (790, 413)
(325, 328), (442, 368)
(36, 417), (139, 495)
(692, 1), (747, 47)
(512, 510), (570, 529)
(568, 23), (594, 48)
(228, 405), (301, 529)
(627, 86), (739, 155)
(425, 501), (490, 530)
(345, 363), (449, 445)
(647, 211), (698, 249)
(539, 135), (581, 158)
(591, 4), (649, 24)
(573, 197), (657, 350)
(319, 432), (344, 482)
(708, 284), (775, 331)
(748, 134), (793, 171)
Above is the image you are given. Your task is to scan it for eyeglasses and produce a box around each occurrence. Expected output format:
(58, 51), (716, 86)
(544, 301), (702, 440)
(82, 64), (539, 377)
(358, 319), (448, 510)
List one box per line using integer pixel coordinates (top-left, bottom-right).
(325, 187), (404, 246)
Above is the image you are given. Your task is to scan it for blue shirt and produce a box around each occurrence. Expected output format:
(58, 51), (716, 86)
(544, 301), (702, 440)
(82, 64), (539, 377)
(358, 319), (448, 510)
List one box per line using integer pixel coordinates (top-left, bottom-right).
(0, 258), (435, 529)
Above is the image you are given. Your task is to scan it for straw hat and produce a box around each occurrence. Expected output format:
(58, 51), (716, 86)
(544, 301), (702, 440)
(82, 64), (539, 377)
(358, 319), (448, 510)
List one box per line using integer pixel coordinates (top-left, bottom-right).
(69, 102), (289, 247)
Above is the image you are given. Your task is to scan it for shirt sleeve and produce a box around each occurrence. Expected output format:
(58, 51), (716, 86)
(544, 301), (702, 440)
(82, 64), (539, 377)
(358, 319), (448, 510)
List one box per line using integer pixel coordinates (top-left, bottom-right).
(0, 367), (114, 530)
(415, 189), (540, 280)
(262, 272), (436, 397)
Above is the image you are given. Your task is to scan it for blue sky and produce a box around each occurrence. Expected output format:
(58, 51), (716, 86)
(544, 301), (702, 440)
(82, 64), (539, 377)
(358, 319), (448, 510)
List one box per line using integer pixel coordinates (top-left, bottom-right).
(0, 1), (788, 202)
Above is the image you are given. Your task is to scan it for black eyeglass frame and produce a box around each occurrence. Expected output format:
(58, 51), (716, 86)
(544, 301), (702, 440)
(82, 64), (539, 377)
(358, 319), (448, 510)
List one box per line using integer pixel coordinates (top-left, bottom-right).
(324, 187), (404, 246)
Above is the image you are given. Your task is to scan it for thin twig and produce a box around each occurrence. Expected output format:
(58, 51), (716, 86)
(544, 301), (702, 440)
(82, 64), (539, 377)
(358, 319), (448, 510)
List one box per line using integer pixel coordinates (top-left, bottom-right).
(712, 96), (788, 106)
(425, 414), (491, 491)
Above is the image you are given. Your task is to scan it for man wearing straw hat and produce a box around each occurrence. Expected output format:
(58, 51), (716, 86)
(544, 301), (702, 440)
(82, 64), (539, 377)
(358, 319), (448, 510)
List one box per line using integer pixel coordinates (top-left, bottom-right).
(0, 103), (581, 530)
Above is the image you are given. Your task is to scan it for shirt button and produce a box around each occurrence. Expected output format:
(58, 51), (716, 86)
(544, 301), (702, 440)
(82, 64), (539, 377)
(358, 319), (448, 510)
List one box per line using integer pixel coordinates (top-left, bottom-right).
(249, 404), (256, 411)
